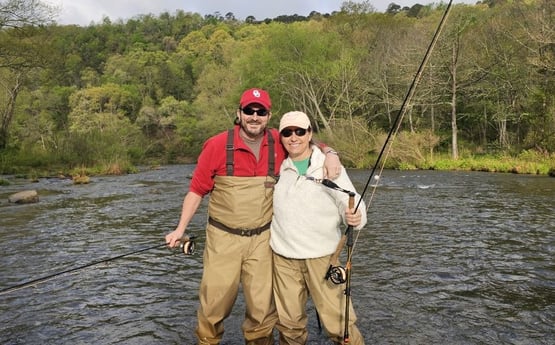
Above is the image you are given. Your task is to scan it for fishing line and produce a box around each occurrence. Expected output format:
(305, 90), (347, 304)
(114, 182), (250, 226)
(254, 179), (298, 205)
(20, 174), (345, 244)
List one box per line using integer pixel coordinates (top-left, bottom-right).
(349, 0), (454, 257)
(0, 235), (196, 296)
(311, 0), (453, 262)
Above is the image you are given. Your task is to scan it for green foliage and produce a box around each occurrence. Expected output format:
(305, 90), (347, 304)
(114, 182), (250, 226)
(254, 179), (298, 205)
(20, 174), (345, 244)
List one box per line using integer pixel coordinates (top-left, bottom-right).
(317, 117), (378, 168)
(427, 152), (554, 175)
(103, 49), (174, 105)
(0, 1), (554, 176)
(68, 83), (141, 131)
(361, 130), (441, 170)
(0, 143), (62, 175)
(55, 128), (141, 174)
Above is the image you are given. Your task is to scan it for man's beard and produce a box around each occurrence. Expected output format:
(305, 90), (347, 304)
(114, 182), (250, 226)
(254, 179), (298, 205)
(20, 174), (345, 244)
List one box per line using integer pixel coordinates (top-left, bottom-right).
(240, 119), (266, 138)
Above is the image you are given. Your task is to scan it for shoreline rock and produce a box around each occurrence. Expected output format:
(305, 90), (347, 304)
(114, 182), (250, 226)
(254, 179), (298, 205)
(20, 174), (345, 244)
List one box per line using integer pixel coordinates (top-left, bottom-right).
(8, 190), (39, 204)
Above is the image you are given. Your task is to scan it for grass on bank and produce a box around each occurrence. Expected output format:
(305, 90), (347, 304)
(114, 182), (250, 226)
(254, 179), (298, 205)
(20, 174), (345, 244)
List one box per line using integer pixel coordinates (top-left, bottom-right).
(0, 148), (139, 180)
(3, 150), (553, 184)
(319, 125), (555, 177)
(386, 150), (554, 176)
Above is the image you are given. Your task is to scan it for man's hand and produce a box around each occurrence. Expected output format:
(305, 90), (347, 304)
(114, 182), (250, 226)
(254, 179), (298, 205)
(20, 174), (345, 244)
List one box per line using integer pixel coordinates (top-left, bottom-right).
(165, 229), (185, 248)
(323, 150), (342, 180)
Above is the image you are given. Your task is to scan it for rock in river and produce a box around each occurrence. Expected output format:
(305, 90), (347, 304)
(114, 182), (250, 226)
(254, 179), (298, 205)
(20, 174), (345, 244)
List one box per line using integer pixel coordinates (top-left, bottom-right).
(8, 190), (39, 204)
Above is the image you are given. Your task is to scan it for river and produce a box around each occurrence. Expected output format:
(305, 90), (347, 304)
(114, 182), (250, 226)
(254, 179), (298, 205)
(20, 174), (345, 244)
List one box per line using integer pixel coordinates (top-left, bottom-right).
(0, 165), (553, 344)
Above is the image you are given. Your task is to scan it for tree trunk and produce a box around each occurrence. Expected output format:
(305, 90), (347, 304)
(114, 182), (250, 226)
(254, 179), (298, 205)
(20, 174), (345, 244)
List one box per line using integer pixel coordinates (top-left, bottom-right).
(0, 73), (22, 149)
(499, 118), (508, 148)
(450, 43), (459, 160)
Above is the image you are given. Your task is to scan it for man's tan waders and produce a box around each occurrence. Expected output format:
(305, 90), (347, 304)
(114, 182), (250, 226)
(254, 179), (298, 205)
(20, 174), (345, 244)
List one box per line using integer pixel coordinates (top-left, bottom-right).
(195, 175), (278, 345)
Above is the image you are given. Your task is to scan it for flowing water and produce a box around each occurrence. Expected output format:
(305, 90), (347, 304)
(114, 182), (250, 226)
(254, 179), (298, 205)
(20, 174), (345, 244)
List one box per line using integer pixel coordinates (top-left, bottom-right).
(0, 165), (553, 344)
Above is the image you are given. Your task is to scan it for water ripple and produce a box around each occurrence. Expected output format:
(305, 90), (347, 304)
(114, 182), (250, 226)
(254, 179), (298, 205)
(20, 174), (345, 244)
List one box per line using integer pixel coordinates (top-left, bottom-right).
(1, 167), (554, 344)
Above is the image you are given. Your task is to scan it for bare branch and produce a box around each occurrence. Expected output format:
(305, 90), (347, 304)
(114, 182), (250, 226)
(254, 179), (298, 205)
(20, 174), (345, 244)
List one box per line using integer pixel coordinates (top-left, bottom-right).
(0, 0), (58, 28)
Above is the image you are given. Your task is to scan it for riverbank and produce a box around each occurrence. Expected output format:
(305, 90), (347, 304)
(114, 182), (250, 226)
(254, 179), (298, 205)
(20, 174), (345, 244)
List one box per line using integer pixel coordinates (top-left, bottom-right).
(1, 151), (554, 185)
(405, 153), (555, 177)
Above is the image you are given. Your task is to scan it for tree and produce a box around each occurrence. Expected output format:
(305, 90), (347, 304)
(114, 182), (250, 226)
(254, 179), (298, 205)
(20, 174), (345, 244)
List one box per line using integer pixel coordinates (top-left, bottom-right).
(0, 28), (52, 149)
(0, 0), (56, 149)
(103, 49), (171, 106)
(69, 83), (141, 126)
(0, 0), (56, 28)
(340, 0), (376, 14)
(249, 21), (347, 134)
(386, 3), (402, 14)
(469, 3), (534, 150)
(422, 5), (484, 159)
(511, 0), (555, 151)
(224, 12), (236, 21)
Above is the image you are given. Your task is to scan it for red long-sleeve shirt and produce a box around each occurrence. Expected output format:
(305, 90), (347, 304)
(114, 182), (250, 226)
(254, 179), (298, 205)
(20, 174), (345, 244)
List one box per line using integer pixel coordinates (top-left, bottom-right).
(189, 126), (286, 196)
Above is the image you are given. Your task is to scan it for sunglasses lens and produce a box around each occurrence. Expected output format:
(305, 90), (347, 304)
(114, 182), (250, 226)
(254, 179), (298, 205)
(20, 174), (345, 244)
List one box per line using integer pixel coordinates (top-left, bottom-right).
(296, 128), (307, 136)
(242, 107), (255, 115)
(281, 128), (307, 137)
(281, 129), (293, 137)
(242, 108), (268, 116)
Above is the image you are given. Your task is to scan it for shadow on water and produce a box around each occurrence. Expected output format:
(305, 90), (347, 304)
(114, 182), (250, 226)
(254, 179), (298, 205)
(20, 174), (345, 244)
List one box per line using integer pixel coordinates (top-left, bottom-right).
(1, 166), (553, 344)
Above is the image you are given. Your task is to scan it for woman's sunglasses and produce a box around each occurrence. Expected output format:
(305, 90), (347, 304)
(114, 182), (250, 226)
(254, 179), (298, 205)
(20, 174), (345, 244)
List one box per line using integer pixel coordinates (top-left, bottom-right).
(241, 107), (269, 116)
(281, 128), (308, 138)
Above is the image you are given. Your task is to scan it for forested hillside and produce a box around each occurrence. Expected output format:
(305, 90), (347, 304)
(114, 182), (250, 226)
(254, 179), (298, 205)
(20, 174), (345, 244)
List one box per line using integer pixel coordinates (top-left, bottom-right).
(1, 0), (554, 176)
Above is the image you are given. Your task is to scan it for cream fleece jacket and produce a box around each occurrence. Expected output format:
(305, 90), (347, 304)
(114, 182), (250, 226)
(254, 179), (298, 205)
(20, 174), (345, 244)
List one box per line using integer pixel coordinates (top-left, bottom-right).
(270, 146), (367, 259)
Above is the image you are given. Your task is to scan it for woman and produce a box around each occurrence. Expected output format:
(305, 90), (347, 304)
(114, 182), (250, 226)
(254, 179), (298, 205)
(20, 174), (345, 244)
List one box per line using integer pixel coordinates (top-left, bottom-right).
(270, 111), (367, 345)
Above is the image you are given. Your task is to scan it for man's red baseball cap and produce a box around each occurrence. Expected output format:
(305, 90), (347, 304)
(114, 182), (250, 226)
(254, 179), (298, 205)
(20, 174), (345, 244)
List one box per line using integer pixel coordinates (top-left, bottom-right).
(239, 88), (272, 109)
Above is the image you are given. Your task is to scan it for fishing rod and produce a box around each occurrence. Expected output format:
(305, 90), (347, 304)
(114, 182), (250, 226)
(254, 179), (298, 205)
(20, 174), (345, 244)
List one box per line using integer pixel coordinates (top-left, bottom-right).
(346, 0), (454, 260)
(355, 0), (453, 215)
(337, 190), (356, 344)
(305, 176), (356, 339)
(0, 235), (196, 296)
(307, 177), (356, 342)
(312, 1), (454, 343)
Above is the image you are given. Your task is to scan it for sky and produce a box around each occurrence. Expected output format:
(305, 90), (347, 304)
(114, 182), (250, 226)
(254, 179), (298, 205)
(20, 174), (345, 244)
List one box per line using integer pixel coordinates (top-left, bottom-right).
(45, 0), (477, 26)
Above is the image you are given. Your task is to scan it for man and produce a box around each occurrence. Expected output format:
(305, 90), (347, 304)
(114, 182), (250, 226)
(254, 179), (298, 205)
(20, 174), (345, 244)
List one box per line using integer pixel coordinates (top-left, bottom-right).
(165, 88), (341, 345)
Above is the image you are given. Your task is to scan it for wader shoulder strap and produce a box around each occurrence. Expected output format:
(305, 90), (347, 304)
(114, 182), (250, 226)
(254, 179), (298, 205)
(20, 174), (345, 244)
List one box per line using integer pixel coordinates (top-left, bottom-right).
(226, 129), (234, 176)
(225, 127), (276, 177)
(268, 129), (275, 177)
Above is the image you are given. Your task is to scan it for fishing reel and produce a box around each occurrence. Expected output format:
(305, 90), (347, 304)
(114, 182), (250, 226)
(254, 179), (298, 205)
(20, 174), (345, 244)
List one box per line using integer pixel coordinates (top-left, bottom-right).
(179, 235), (196, 255)
(325, 264), (347, 285)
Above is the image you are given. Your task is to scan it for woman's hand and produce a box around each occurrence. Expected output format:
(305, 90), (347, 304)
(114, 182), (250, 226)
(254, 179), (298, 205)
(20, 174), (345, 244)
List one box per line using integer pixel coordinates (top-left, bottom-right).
(345, 208), (362, 227)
